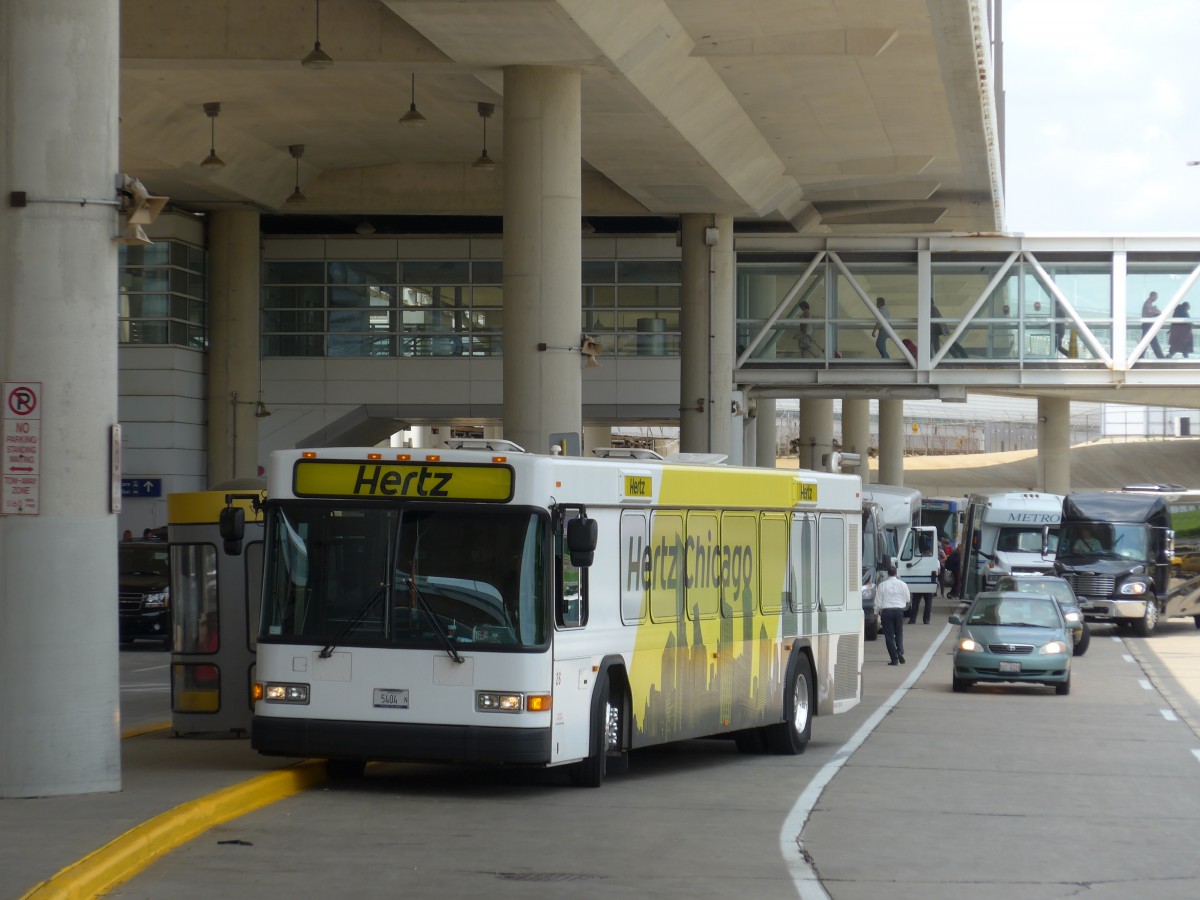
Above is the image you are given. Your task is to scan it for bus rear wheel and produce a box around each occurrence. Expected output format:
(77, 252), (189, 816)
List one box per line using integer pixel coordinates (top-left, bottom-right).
(766, 654), (814, 755)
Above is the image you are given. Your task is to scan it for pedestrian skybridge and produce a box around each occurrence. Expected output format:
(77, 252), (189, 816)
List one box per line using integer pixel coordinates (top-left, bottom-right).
(733, 235), (1200, 407)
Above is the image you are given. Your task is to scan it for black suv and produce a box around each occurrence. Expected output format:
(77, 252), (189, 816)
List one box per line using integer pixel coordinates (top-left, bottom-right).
(118, 541), (172, 649)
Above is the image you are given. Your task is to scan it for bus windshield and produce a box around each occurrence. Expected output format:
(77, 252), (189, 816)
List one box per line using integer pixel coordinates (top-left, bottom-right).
(1057, 522), (1149, 560)
(260, 504), (548, 650)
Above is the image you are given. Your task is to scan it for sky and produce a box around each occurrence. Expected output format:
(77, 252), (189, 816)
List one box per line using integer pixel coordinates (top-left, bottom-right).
(1002, 0), (1200, 234)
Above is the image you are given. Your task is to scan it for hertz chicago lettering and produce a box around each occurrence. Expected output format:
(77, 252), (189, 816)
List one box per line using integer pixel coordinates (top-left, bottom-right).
(626, 532), (755, 598)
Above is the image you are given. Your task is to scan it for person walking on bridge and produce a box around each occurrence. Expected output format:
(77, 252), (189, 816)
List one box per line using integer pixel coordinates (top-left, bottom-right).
(1169, 301), (1193, 359)
(876, 565), (911, 665)
(1142, 291), (1165, 358)
(871, 297), (891, 358)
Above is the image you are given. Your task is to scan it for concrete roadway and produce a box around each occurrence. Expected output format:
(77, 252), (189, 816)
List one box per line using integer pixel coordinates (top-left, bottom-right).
(90, 604), (1200, 900)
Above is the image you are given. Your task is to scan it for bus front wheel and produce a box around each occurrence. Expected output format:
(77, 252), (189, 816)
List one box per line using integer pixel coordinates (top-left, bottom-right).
(570, 672), (627, 787)
(766, 654), (814, 755)
(1132, 599), (1159, 637)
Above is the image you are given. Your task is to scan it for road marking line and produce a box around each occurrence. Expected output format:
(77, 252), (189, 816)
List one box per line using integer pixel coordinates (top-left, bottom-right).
(1111, 636), (1122, 642)
(1139, 679), (1153, 691)
(1161, 709), (1178, 721)
(132, 664), (169, 673)
(779, 624), (952, 900)
(1122, 654), (1135, 663)
(1193, 749), (1200, 765)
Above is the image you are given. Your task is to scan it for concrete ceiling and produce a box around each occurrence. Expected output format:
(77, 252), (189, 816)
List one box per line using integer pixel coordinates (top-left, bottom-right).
(120, 0), (1002, 233)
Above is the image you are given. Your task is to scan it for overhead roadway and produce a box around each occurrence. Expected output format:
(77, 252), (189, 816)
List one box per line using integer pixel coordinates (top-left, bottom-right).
(120, 0), (1003, 235)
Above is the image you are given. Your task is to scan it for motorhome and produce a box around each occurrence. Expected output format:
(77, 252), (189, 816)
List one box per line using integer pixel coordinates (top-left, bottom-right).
(1053, 489), (1200, 636)
(862, 485), (939, 597)
(959, 491), (1062, 602)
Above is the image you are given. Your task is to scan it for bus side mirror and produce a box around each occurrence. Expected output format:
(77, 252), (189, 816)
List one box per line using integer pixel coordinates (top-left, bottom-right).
(1041, 526), (1050, 557)
(1164, 529), (1175, 563)
(219, 506), (245, 556)
(567, 517), (598, 568)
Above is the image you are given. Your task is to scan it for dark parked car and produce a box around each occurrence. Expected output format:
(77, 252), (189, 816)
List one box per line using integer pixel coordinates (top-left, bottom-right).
(949, 591), (1073, 695)
(993, 573), (1090, 656)
(119, 540), (172, 649)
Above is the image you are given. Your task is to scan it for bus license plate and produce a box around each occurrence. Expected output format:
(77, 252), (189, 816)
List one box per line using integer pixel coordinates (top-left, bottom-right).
(373, 688), (409, 709)
(998, 661), (1021, 674)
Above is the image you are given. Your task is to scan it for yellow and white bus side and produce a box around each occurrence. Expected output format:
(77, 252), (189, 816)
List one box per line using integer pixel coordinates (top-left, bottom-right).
(250, 446), (863, 785)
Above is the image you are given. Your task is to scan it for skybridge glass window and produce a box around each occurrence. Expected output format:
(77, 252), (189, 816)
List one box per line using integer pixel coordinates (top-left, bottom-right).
(736, 261), (827, 362)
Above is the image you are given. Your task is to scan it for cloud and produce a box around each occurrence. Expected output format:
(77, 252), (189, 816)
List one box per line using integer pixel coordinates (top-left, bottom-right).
(1003, 1), (1200, 233)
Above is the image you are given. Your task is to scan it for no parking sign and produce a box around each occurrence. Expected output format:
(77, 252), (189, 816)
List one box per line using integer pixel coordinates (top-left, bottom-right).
(3, 382), (41, 515)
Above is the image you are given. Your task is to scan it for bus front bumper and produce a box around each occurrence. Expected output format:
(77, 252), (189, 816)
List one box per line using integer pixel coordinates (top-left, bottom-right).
(1076, 597), (1149, 621)
(251, 716), (552, 766)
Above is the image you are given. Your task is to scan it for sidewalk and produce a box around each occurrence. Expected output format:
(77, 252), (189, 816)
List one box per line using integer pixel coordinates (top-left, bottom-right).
(1, 730), (321, 898)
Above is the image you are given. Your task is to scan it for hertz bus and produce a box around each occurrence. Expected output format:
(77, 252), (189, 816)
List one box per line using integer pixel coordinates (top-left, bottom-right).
(235, 441), (865, 786)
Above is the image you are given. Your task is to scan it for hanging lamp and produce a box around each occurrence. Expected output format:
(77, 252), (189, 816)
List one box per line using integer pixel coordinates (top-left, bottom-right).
(398, 73), (427, 127)
(301, 0), (333, 69)
(286, 144), (307, 204)
(472, 102), (497, 171)
(200, 102), (226, 168)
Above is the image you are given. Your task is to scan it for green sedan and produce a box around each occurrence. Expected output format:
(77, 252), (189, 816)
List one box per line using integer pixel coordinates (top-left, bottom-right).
(949, 591), (1073, 695)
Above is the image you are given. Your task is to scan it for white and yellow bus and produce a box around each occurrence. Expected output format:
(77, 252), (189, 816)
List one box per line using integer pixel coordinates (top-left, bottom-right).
(242, 441), (864, 785)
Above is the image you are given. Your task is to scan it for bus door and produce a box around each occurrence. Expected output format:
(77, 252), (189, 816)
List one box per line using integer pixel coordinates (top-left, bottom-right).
(899, 526), (939, 593)
(550, 506), (604, 764)
(790, 513), (817, 636)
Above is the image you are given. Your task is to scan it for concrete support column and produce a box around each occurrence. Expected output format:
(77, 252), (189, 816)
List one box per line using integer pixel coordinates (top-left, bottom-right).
(754, 398), (777, 467)
(679, 213), (734, 456)
(1037, 396), (1071, 494)
(878, 399), (905, 485)
(0, 0), (121, 797)
(841, 398), (872, 484)
(797, 398), (834, 471)
(501, 66), (582, 455)
(206, 209), (261, 484)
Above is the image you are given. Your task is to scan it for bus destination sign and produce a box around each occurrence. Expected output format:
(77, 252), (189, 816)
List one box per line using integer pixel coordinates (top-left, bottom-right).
(293, 460), (514, 502)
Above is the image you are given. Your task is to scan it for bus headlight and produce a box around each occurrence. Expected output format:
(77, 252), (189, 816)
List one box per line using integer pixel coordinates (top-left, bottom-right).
(262, 682), (309, 704)
(1118, 581), (1147, 595)
(477, 691), (523, 712)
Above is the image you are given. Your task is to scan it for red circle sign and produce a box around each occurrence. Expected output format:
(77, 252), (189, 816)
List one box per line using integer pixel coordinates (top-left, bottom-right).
(7, 386), (38, 417)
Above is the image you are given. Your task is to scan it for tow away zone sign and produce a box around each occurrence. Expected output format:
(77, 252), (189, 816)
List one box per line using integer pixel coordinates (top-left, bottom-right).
(4, 382), (41, 516)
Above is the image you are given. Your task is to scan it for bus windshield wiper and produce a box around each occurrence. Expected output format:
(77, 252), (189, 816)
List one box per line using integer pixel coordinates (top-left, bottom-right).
(407, 576), (464, 665)
(319, 583), (387, 658)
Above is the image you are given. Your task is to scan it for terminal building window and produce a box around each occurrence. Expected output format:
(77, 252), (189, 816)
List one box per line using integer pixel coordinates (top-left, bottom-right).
(118, 241), (208, 349)
(261, 253), (682, 359)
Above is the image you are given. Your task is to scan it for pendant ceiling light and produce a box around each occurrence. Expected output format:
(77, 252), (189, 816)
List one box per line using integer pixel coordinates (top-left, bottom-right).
(472, 102), (497, 171)
(301, 0), (333, 69)
(286, 144), (307, 204)
(398, 73), (427, 127)
(200, 102), (226, 169)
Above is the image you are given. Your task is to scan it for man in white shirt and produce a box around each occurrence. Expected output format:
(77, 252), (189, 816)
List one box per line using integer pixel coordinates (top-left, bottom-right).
(875, 565), (911, 665)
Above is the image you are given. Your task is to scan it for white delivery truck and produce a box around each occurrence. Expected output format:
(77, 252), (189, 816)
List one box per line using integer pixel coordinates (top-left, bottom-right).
(959, 491), (1063, 602)
(862, 485), (940, 597)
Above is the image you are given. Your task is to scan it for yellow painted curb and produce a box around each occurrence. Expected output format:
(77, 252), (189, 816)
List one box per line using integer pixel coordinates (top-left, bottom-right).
(120, 721), (171, 740)
(20, 761), (327, 900)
